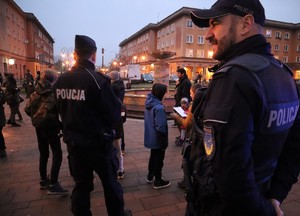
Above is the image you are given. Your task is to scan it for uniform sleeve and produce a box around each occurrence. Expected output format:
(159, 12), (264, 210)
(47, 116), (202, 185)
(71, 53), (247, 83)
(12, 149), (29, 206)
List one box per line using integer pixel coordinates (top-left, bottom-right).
(204, 72), (275, 215)
(267, 110), (300, 202)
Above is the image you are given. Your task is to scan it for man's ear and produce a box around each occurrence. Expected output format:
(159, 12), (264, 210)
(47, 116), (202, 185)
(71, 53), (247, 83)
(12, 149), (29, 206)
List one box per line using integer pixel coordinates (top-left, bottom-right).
(240, 14), (255, 36)
(90, 52), (97, 63)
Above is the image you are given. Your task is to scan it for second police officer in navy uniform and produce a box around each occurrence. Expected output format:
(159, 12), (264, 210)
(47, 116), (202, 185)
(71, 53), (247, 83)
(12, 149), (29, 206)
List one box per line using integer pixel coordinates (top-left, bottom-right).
(54, 35), (132, 216)
(188, 0), (300, 215)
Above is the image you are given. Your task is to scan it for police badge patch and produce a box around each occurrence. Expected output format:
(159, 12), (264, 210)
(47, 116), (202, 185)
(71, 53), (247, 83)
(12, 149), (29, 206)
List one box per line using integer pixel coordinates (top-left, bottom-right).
(204, 126), (216, 160)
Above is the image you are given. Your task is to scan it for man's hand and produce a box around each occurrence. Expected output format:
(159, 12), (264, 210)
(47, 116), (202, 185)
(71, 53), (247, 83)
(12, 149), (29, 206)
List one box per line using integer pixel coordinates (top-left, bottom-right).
(270, 199), (284, 216)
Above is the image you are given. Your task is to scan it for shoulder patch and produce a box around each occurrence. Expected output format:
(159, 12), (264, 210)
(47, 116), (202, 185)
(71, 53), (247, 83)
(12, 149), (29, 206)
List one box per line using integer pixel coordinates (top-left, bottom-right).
(203, 126), (216, 160)
(217, 54), (270, 73)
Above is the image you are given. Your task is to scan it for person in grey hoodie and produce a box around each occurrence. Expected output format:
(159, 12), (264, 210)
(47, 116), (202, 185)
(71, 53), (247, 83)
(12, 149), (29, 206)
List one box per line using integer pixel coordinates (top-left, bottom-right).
(144, 83), (171, 189)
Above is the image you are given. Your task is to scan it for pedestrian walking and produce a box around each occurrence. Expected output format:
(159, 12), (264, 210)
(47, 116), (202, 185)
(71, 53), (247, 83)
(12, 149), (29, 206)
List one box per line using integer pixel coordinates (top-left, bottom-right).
(53, 35), (131, 216)
(188, 0), (300, 215)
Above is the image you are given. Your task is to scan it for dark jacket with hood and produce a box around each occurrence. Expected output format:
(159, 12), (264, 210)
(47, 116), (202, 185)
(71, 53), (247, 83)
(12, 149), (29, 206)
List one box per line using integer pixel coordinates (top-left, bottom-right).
(144, 93), (168, 150)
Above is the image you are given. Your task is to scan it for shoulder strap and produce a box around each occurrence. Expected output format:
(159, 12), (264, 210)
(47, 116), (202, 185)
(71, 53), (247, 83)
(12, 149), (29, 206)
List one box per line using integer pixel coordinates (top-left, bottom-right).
(217, 53), (270, 74)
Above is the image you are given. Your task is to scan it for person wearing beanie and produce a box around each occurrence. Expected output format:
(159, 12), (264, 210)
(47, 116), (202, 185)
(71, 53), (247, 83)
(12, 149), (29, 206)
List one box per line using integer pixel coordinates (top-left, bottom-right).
(144, 83), (171, 189)
(25, 69), (68, 195)
(53, 35), (131, 216)
(188, 0), (300, 215)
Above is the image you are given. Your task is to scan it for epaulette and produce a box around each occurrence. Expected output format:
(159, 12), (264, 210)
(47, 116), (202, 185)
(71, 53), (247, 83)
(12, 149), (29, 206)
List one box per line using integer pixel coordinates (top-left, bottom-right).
(217, 54), (270, 73)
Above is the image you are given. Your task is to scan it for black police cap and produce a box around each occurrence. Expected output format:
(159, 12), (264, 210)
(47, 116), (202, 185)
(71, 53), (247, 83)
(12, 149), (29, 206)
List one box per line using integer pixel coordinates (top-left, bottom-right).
(75, 35), (97, 52)
(190, 0), (265, 27)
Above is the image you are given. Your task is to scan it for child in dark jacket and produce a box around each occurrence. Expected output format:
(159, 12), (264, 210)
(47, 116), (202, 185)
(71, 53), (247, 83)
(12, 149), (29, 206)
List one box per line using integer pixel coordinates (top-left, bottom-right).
(144, 83), (170, 189)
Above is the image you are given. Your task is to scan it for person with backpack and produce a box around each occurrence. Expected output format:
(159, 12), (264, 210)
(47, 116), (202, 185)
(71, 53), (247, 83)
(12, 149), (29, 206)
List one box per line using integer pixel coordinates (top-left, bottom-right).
(24, 69), (68, 195)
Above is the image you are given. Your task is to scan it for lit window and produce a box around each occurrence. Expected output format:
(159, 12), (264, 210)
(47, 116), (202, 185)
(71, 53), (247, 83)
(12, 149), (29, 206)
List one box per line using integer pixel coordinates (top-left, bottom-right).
(185, 49), (193, 57)
(197, 50), (204, 58)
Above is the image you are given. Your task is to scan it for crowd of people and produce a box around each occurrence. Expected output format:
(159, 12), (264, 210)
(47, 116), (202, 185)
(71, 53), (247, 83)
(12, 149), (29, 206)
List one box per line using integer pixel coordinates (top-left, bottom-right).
(1, 0), (300, 215)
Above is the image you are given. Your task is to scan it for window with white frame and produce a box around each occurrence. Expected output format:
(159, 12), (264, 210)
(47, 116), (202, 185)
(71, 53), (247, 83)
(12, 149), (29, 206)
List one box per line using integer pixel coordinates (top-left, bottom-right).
(197, 49), (204, 58)
(166, 40), (170, 47)
(186, 49), (193, 57)
(186, 19), (193, 28)
(161, 41), (165, 48)
(157, 31), (161, 38)
(186, 35), (193, 43)
(171, 23), (175, 32)
(166, 26), (170, 34)
(274, 44), (280, 51)
(282, 56), (288, 63)
(284, 32), (290, 40)
(266, 30), (272, 38)
(171, 38), (175, 46)
(297, 44), (300, 51)
(283, 44), (288, 52)
(296, 56), (300, 63)
(275, 31), (281, 39)
(198, 36), (204, 44)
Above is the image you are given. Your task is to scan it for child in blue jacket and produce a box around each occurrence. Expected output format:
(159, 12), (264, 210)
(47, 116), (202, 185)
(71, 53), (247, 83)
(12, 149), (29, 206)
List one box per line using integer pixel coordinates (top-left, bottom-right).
(144, 83), (170, 189)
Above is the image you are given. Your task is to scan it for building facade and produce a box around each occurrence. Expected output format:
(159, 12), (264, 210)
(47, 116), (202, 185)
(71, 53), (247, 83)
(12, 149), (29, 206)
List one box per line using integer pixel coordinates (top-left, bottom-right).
(119, 7), (300, 81)
(0, 0), (54, 82)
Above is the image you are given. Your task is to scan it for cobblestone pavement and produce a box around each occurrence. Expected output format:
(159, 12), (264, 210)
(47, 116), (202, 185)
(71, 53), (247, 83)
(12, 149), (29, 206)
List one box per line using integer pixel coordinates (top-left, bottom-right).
(0, 96), (299, 216)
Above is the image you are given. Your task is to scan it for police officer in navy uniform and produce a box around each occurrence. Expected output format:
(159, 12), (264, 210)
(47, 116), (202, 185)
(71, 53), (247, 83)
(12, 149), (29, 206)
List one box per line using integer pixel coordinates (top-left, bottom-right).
(188, 0), (300, 215)
(53, 35), (132, 216)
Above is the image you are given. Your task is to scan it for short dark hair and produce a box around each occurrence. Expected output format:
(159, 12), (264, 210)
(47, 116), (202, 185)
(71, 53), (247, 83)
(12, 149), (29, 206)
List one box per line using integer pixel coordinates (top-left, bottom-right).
(177, 68), (186, 74)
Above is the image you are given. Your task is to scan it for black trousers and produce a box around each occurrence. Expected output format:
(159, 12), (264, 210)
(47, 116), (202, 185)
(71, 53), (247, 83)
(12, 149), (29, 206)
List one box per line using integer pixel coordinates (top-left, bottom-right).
(148, 148), (166, 181)
(35, 126), (62, 184)
(67, 142), (125, 216)
(0, 126), (5, 150)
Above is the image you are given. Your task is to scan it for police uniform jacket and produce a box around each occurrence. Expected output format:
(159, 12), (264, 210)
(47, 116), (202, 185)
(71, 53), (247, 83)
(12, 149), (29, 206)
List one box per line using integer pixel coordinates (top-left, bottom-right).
(197, 34), (300, 215)
(53, 59), (121, 148)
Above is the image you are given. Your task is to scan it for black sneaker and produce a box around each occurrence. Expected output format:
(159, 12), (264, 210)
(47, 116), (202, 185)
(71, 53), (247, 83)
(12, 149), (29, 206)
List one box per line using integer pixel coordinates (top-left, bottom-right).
(146, 174), (153, 184)
(177, 179), (186, 189)
(40, 178), (49, 190)
(47, 182), (68, 195)
(154, 179), (171, 189)
(0, 150), (7, 158)
(118, 171), (125, 179)
(124, 209), (132, 216)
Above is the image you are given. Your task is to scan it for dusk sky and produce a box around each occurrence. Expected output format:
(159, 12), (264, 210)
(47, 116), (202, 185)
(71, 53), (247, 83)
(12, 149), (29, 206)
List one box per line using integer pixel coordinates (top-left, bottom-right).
(14, 0), (300, 66)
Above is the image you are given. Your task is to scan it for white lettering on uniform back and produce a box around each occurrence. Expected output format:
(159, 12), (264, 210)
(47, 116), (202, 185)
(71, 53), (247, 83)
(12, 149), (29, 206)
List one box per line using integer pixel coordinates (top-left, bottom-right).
(56, 89), (86, 101)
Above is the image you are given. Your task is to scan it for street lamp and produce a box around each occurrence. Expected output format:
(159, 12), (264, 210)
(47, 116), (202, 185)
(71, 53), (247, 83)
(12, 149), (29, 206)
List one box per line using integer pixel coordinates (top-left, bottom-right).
(8, 58), (15, 72)
(61, 47), (74, 71)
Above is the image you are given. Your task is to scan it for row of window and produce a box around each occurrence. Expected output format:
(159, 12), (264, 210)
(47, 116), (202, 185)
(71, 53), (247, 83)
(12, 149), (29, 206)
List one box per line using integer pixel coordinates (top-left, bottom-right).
(5, 7), (25, 29)
(157, 24), (176, 38)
